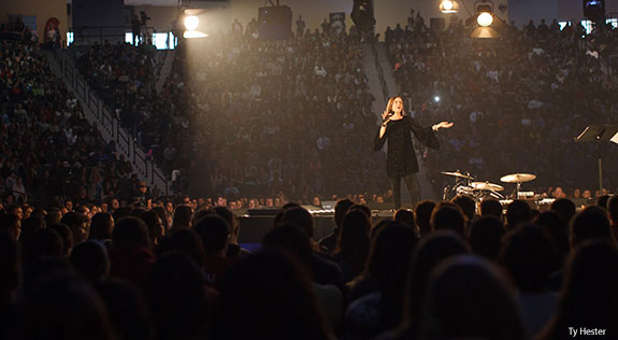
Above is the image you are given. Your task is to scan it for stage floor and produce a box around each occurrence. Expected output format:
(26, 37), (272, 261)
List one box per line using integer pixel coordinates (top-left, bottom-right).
(238, 211), (395, 244)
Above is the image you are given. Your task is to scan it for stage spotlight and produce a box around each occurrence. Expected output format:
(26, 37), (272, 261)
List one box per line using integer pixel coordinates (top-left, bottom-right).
(184, 15), (199, 31)
(434, 96), (441, 103)
(440, 0), (459, 14)
(477, 12), (494, 27)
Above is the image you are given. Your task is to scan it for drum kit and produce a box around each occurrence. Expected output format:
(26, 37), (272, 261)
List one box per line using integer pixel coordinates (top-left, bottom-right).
(441, 170), (537, 202)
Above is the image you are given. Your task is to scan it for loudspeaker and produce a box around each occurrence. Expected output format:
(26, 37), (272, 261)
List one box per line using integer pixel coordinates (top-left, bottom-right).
(583, 0), (605, 21)
(258, 5), (292, 40)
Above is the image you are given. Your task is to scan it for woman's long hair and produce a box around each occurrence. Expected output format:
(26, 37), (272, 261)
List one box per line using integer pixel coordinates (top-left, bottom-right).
(421, 255), (525, 340)
(389, 231), (469, 340)
(218, 249), (332, 340)
(385, 96), (406, 116)
(336, 210), (371, 280)
(368, 224), (419, 329)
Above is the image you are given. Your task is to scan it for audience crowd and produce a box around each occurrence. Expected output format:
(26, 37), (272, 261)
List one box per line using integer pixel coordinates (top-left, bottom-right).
(2, 15), (618, 340)
(2, 184), (618, 339)
(386, 12), (618, 198)
(71, 21), (383, 202)
(3, 14), (617, 215)
(0, 36), (143, 209)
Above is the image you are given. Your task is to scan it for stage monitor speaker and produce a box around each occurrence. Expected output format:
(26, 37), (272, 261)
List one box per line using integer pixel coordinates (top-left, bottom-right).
(247, 208), (280, 216)
(258, 5), (292, 40)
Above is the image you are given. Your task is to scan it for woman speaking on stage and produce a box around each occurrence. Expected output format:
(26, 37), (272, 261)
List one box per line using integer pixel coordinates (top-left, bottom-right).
(374, 96), (453, 209)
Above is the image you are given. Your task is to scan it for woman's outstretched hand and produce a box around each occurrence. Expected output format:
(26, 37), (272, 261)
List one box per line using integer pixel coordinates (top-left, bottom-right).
(432, 121), (454, 131)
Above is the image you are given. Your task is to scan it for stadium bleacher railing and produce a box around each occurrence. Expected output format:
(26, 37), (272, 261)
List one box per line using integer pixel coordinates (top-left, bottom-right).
(47, 50), (172, 197)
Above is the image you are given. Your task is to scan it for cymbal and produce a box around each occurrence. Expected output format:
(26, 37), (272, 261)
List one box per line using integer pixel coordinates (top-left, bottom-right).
(470, 182), (504, 192)
(500, 173), (537, 183)
(440, 171), (474, 180)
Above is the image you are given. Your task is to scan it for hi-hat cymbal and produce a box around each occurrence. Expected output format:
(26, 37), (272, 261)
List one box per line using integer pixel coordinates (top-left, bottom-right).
(441, 171), (474, 180)
(470, 182), (504, 192)
(500, 173), (537, 183)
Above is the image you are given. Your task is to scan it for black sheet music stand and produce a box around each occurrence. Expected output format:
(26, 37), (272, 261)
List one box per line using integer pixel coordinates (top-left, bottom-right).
(575, 125), (618, 192)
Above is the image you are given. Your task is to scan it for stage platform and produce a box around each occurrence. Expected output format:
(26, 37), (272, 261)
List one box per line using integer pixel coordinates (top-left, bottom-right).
(237, 210), (395, 244)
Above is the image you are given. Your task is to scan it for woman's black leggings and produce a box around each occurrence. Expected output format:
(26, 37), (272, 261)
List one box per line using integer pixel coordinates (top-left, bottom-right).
(389, 173), (420, 209)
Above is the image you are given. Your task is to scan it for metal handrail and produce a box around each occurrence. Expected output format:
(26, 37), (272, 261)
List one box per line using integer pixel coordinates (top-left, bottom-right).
(48, 49), (171, 196)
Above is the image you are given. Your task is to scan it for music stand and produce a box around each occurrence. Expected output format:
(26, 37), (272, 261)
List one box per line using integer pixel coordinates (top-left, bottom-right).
(575, 125), (618, 192)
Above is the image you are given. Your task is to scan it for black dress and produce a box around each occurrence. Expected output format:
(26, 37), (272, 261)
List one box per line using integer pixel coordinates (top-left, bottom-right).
(374, 115), (440, 178)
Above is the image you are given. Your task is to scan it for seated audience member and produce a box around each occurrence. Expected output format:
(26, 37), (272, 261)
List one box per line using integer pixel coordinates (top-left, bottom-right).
(279, 206), (344, 288)
(169, 205), (193, 234)
(598, 195), (611, 210)
(349, 204), (372, 224)
(505, 200), (532, 231)
(537, 241), (618, 339)
(380, 231), (469, 340)
(419, 255), (526, 340)
(500, 224), (559, 336)
(210, 206), (250, 258)
(61, 212), (90, 245)
(468, 215), (504, 261)
(160, 229), (206, 270)
(108, 217), (155, 288)
(151, 207), (171, 234)
(371, 219), (395, 240)
(70, 240), (110, 283)
(23, 277), (115, 340)
(535, 211), (570, 266)
(394, 209), (416, 231)
(140, 210), (165, 247)
(45, 208), (62, 228)
(334, 209), (371, 284)
(263, 224), (343, 332)
(480, 199), (503, 219)
(217, 250), (334, 340)
(0, 214), (21, 241)
(22, 229), (64, 265)
(431, 202), (466, 236)
(147, 253), (212, 340)
(452, 195), (476, 222)
(19, 217), (45, 247)
(90, 212), (114, 244)
(96, 279), (153, 340)
(281, 207), (316, 244)
(272, 202), (302, 226)
(319, 199), (354, 255)
(192, 214), (234, 287)
(47, 223), (74, 257)
(415, 200), (436, 237)
(345, 224), (418, 339)
(570, 206), (615, 249)
(550, 198), (576, 225)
